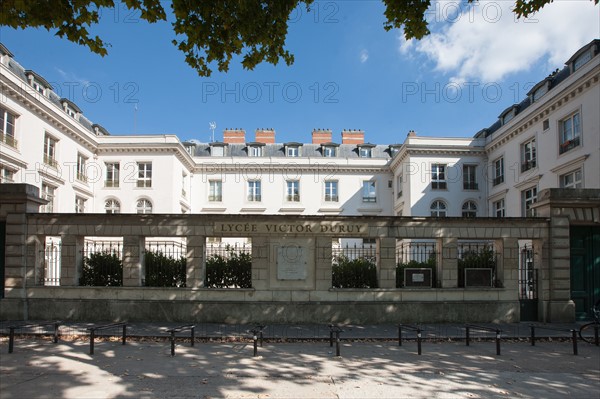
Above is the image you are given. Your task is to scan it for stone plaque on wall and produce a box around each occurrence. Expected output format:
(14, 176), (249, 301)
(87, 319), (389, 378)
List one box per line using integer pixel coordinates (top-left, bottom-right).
(277, 244), (308, 280)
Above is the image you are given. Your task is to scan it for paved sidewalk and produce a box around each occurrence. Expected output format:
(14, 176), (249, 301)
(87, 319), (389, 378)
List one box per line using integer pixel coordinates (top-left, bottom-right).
(1, 337), (599, 399)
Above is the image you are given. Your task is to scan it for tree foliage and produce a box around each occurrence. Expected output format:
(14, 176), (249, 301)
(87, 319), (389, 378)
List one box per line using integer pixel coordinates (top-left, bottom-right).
(2, 0), (597, 76)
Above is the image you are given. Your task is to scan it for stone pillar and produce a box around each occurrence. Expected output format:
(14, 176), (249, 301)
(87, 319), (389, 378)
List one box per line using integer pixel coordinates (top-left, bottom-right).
(60, 235), (84, 286)
(440, 237), (458, 288)
(532, 238), (547, 321)
(546, 215), (575, 322)
(25, 235), (45, 287)
(4, 212), (28, 293)
(378, 238), (396, 288)
(251, 236), (269, 290)
(315, 236), (333, 290)
(123, 236), (144, 287)
(186, 235), (204, 288)
(501, 237), (519, 293)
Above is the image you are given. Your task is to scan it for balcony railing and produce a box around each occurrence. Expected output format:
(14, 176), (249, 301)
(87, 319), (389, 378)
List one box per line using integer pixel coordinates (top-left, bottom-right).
(0, 133), (18, 148)
(76, 172), (88, 183)
(493, 175), (504, 186)
(559, 136), (580, 154)
(521, 159), (537, 172)
(43, 154), (58, 168)
(463, 182), (478, 190)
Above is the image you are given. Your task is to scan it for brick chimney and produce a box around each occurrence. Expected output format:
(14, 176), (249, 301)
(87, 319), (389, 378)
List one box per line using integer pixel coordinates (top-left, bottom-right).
(223, 128), (246, 144)
(407, 130), (417, 137)
(255, 128), (275, 144)
(341, 129), (365, 145)
(312, 129), (332, 144)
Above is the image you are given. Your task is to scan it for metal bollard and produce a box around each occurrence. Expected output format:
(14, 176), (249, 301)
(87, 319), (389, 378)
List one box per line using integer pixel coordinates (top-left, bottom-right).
(253, 334), (258, 357)
(89, 329), (95, 355)
(571, 330), (578, 356)
(398, 325), (402, 346)
(335, 330), (341, 357)
(8, 327), (15, 354)
(191, 327), (195, 347)
(530, 325), (535, 346)
(329, 324), (334, 347)
(170, 331), (176, 356)
(53, 322), (59, 344)
(495, 330), (501, 356)
(122, 325), (127, 345)
(417, 329), (422, 355)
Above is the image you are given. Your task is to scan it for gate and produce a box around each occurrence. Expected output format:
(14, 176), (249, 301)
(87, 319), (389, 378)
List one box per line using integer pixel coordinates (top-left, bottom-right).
(570, 226), (600, 320)
(519, 245), (538, 321)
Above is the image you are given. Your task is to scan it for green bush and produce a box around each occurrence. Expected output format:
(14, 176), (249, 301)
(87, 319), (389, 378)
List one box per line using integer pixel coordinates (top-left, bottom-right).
(205, 250), (252, 288)
(457, 246), (496, 287)
(396, 256), (437, 288)
(144, 251), (186, 287)
(332, 255), (378, 288)
(80, 251), (123, 286)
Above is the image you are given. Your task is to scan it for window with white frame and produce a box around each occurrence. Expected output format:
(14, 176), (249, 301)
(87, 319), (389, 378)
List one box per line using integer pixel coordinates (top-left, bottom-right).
(430, 200), (447, 217)
(521, 138), (537, 172)
(249, 145), (262, 157)
(137, 162), (152, 188)
(105, 199), (121, 214)
(0, 167), (15, 183)
(560, 169), (583, 189)
(43, 134), (57, 167)
(396, 174), (403, 198)
(323, 146), (336, 157)
(105, 162), (119, 188)
(461, 201), (477, 218)
(522, 187), (538, 217)
(463, 165), (477, 190)
(362, 181), (376, 202)
(211, 145), (225, 156)
(209, 180), (222, 201)
(359, 146), (372, 158)
(493, 157), (504, 186)
(41, 183), (55, 213)
(286, 146), (300, 157)
(559, 112), (581, 154)
(76, 153), (87, 182)
(493, 198), (505, 218)
(286, 180), (300, 202)
(0, 106), (17, 148)
(136, 199), (152, 214)
(75, 196), (86, 213)
(324, 180), (338, 202)
(247, 180), (261, 202)
(431, 164), (447, 189)
(573, 49), (593, 71)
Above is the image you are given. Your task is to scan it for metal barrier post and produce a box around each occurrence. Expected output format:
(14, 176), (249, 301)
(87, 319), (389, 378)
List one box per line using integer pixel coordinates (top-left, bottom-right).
(89, 329), (95, 355)
(53, 322), (59, 344)
(253, 332), (258, 357)
(398, 325), (402, 346)
(530, 325), (535, 346)
(329, 324), (334, 347)
(191, 327), (195, 347)
(335, 330), (341, 357)
(122, 325), (127, 345)
(571, 330), (578, 355)
(170, 331), (176, 356)
(417, 328), (422, 355)
(495, 329), (501, 356)
(8, 327), (14, 354)
(465, 326), (470, 346)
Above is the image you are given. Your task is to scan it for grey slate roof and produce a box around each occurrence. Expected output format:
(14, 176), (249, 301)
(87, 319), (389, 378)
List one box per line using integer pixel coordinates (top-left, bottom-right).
(189, 143), (394, 158)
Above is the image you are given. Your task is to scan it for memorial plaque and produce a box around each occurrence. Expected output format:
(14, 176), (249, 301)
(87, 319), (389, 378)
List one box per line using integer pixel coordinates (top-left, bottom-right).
(404, 268), (433, 288)
(465, 268), (493, 287)
(277, 244), (308, 280)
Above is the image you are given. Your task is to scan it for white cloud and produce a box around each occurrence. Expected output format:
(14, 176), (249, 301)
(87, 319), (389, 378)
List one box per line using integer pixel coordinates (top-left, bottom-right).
(55, 68), (91, 86)
(360, 49), (369, 63)
(401, 0), (600, 82)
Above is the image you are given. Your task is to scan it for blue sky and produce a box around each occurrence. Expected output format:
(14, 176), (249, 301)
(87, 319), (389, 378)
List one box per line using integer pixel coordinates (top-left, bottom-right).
(1, 1), (598, 144)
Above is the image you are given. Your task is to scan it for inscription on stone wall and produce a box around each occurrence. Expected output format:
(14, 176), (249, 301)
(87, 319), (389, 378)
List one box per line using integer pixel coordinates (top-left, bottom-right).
(277, 245), (307, 280)
(214, 222), (368, 235)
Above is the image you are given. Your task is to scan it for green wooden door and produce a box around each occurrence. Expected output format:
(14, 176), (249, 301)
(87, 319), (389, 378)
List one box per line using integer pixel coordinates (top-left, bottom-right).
(570, 226), (600, 320)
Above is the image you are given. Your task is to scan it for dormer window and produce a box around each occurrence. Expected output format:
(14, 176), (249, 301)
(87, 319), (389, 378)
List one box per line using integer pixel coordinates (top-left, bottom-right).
(60, 98), (81, 120)
(499, 105), (518, 126)
(530, 80), (549, 102)
(357, 144), (375, 158)
(321, 143), (339, 157)
(573, 50), (593, 71)
(246, 143), (265, 157)
(285, 143), (302, 157)
(209, 142), (227, 157)
(25, 70), (52, 97)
